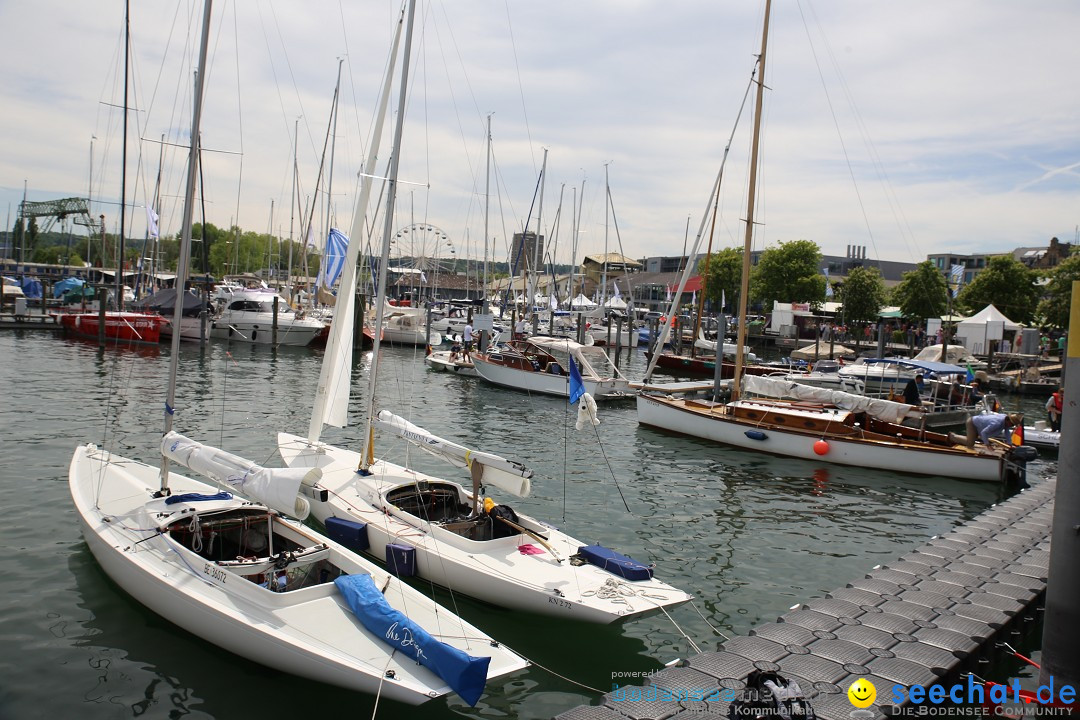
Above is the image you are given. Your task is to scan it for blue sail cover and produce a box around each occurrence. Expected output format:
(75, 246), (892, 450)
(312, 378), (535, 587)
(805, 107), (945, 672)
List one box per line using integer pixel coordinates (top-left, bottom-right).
(334, 574), (489, 706)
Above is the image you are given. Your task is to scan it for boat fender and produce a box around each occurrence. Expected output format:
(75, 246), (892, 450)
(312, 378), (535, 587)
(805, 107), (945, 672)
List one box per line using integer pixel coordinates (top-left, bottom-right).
(325, 516), (370, 552)
(385, 543), (417, 577)
(744, 430), (768, 441)
(813, 440), (830, 456)
(576, 544), (653, 581)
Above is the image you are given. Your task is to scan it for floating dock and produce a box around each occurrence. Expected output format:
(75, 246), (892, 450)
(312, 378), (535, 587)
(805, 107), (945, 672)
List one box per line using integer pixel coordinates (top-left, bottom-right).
(0, 312), (57, 330)
(557, 479), (1054, 720)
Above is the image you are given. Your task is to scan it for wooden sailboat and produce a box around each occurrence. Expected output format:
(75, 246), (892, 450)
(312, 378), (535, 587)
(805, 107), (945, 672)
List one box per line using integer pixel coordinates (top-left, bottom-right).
(635, 0), (1035, 484)
(277, 14), (690, 623)
(69, 2), (527, 706)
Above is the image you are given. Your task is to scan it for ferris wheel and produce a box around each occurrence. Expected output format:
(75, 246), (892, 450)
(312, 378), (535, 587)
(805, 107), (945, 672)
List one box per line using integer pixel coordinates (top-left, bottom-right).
(391, 223), (455, 273)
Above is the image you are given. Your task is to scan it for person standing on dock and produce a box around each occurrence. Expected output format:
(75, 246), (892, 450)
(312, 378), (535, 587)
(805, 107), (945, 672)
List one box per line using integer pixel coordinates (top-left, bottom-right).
(462, 321), (474, 362)
(1057, 332), (1067, 361)
(1046, 387), (1064, 432)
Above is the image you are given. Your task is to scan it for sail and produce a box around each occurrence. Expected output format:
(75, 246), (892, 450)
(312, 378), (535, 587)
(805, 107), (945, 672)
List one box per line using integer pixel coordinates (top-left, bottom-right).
(374, 411), (532, 497)
(307, 17), (404, 441)
(161, 431), (318, 517)
(741, 374), (915, 424)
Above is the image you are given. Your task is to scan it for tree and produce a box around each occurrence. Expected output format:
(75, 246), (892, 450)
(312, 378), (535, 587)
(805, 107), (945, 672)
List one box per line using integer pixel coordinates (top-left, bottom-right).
(837, 266), (888, 330)
(1037, 253), (1080, 328)
(698, 247), (742, 313)
(956, 256), (1039, 324)
(891, 260), (948, 322)
(750, 239), (826, 307)
(32, 245), (84, 266)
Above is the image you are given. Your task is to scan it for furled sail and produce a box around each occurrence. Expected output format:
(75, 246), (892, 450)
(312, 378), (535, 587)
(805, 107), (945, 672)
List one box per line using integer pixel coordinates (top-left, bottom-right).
(161, 431), (319, 517)
(741, 374), (915, 424)
(374, 411), (532, 497)
(335, 574), (489, 706)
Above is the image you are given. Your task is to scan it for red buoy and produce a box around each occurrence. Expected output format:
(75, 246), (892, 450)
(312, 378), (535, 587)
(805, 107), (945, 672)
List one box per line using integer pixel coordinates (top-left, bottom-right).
(813, 440), (830, 456)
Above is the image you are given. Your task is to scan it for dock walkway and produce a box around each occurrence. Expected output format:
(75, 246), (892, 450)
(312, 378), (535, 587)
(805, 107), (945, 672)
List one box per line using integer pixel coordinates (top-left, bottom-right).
(556, 479), (1054, 720)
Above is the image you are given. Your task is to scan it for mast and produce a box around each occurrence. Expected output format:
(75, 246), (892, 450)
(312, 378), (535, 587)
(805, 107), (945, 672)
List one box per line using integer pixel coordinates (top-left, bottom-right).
(287, 118), (297, 304)
(306, 6), (404, 442)
(601, 163), (609, 306)
(117, 0), (131, 310)
(528, 149), (548, 331)
(480, 114), (491, 347)
(360, 0), (418, 470)
(160, 0), (213, 491)
(732, 0), (771, 401)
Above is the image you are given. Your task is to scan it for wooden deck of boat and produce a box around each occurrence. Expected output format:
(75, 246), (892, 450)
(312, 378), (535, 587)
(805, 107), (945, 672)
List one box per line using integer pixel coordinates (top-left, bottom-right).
(555, 479), (1055, 720)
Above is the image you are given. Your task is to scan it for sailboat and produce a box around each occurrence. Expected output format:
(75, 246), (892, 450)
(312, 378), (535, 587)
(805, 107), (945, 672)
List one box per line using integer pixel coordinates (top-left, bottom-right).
(277, 11), (691, 623)
(69, 1), (526, 706)
(635, 0), (1036, 484)
(56, 3), (165, 346)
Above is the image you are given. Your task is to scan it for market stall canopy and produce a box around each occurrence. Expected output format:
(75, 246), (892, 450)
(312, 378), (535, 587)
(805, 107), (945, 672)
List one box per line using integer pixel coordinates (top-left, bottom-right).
(790, 340), (856, 360)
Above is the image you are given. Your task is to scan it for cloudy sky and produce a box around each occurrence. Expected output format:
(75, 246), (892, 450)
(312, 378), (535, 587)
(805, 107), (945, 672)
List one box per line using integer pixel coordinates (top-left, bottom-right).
(2, 0), (1078, 269)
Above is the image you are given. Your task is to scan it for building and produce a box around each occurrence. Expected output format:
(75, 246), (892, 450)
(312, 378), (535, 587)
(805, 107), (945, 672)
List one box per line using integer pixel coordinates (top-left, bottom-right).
(508, 232), (544, 275)
(1012, 236), (1073, 271)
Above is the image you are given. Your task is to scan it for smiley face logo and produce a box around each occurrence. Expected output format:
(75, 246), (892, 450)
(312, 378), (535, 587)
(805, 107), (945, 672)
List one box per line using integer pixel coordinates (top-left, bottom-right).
(847, 678), (876, 708)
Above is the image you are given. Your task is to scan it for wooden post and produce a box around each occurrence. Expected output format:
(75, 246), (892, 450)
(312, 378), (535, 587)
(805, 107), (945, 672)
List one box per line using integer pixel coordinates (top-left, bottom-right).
(97, 287), (107, 347)
(272, 294), (279, 346)
(614, 316), (623, 365)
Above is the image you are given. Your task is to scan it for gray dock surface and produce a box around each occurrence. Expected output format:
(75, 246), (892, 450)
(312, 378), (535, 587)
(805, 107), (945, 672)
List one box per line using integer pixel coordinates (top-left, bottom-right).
(556, 479), (1053, 720)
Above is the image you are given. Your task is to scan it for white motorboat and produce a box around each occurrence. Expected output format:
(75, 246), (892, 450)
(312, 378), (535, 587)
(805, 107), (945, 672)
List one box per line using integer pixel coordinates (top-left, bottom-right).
(425, 349), (478, 376)
(210, 288), (326, 346)
(472, 336), (632, 400)
(1021, 420), (1059, 451)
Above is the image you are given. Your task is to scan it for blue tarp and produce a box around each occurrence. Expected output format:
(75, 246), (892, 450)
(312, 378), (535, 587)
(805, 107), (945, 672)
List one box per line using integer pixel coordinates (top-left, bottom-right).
(19, 277), (42, 299)
(54, 277), (85, 298)
(334, 574), (489, 706)
(863, 357), (968, 375)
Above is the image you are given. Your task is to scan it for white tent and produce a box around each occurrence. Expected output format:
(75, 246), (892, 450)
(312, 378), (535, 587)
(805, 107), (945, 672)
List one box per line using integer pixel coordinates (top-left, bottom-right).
(790, 340), (855, 361)
(602, 295), (627, 310)
(955, 304), (1022, 354)
(570, 293), (597, 310)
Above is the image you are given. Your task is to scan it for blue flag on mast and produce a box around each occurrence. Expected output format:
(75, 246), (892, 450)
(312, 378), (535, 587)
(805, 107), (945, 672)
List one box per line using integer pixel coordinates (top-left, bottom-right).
(568, 355), (585, 405)
(320, 228), (349, 290)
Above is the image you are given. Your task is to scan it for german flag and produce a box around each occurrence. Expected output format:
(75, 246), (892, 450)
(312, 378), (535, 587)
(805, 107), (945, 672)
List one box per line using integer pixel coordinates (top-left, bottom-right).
(1011, 424), (1025, 447)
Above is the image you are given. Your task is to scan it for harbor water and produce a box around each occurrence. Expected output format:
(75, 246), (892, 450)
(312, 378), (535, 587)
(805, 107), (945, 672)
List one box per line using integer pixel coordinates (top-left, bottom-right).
(0, 331), (1055, 719)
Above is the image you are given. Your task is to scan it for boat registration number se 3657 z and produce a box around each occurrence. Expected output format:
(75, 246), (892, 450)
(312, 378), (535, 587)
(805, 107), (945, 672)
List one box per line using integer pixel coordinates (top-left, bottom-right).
(203, 563), (228, 584)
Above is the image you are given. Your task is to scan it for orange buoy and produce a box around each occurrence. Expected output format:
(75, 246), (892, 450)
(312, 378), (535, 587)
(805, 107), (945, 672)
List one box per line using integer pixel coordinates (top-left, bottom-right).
(813, 440), (830, 456)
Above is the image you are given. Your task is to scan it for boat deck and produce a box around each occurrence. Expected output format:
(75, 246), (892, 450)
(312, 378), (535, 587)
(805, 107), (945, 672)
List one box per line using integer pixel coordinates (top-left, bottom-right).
(556, 479), (1054, 720)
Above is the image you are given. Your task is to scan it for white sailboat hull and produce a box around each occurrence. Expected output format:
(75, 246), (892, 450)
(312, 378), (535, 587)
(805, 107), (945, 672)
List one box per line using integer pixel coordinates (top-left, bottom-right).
(70, 443), (526, 705)
(278, 433), (694, 624)
(472, 355), (630, 399)
(636, 394), (1004, 482)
